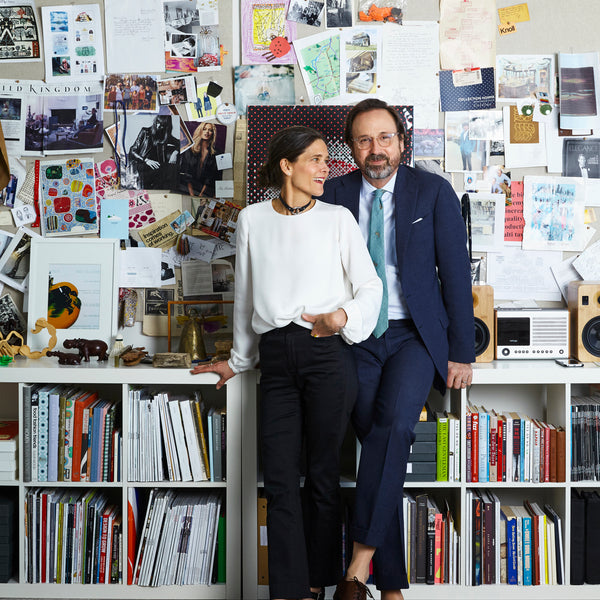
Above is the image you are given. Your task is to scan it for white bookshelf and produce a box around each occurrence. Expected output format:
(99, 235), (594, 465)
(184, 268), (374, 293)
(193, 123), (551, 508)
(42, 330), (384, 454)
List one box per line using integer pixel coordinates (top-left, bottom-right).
(241, 361), (600, 599)
(0, 357), (242, 599)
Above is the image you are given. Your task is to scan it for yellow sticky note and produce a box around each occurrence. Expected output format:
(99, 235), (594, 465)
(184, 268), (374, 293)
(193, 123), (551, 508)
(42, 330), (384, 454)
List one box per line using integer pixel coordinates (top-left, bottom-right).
(498, 3), (530, 24)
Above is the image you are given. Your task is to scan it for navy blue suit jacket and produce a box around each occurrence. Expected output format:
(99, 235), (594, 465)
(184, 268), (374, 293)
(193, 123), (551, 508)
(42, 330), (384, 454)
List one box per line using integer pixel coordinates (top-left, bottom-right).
(320, 165), (475, 393)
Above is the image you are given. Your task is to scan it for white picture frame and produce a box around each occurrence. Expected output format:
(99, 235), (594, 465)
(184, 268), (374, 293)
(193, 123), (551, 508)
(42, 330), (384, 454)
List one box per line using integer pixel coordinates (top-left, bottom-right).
(27, 238), (120, 351)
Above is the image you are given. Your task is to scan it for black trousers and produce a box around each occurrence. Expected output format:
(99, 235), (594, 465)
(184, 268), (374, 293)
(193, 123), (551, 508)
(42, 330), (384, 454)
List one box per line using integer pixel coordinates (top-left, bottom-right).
(259, 323), (357, 599)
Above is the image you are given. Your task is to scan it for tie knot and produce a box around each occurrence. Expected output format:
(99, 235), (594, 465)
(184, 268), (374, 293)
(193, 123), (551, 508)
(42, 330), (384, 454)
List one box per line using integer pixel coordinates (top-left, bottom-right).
(374, 188), (385, 201)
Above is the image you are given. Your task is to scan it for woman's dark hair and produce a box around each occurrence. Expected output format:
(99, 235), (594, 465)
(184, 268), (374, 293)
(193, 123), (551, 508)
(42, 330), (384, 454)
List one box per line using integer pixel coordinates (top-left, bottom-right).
(257, 126), (326, 189)
(344, 98), (405, 145)
(151, 114), (172, 143)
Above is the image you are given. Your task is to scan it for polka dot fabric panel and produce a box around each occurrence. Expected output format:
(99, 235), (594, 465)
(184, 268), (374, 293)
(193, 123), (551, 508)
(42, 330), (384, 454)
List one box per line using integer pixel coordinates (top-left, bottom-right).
(246, 105), (414, 204)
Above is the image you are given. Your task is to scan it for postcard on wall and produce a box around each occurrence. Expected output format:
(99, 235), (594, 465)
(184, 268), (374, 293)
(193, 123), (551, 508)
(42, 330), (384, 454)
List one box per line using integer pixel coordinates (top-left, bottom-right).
(104, 74), (158, 113)
(496, 55), (555, 102)
(439, 67), (495, 112)
(185, 82), (221, 121)
(444, 111), (489, 173)
(39, 157), (98, 236)
(414, 129), (444, 159)
(503, 105), (547, 169)
(287, 0), (325, 27)
(191, 196), (240, 246)
(293, 29), (341, 104)
(41, 4), (105, 81)
(0, 1), (41, 62)
(468, 192), (505, 252)
(562, 138), (600, 179)
(326, 0), (352, 28)
(339, 26), (381, 101)
(559, 52), (600, 131)
(163, 1), (221, 73)
(522, 176), (586, 252)
(0, 226), (38, 292)
(100, 197), (129, 240)
(504, 180), (524, 243)
(241, 0), (296, 65)
(234, 65), (295, 116)
(158, 75), (197, 105)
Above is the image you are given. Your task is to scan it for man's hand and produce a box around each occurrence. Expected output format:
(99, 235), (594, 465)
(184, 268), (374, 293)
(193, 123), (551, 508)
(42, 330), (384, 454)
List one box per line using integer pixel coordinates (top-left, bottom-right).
(190, 360), (235, 390)
(447, 361), (473, 389)
(302, 308), (347, 338)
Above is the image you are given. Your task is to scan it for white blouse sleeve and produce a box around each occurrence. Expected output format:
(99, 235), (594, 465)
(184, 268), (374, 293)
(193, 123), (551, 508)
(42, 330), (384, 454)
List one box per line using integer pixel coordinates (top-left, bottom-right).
(337, 209), (383, 344)
(227, 209), (260, 373)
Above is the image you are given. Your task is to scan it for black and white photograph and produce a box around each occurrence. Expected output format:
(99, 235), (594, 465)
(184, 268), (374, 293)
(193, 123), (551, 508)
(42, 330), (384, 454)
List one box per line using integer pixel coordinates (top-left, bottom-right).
(326, 0), (352, 28)
(0, 227), (34, 292)
(0, 293), (26, 343)
(563, 138), (600, 179)
(121, 114), (181, 191)
(145, 287), (174, 316)
(287, 0), (325, 26)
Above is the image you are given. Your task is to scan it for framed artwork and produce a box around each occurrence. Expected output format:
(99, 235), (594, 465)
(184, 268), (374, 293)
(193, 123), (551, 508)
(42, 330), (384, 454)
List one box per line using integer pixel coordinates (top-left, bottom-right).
(27, 238), (119, 351)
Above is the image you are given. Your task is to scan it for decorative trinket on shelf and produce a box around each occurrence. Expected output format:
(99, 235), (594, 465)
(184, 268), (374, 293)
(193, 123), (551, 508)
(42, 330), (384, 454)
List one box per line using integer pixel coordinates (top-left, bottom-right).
(177, 309), (208, 362)
(63, 338), (109, 362)
(120, 346), (149, 366)
(46, 350), (83, 365)
(152, 352), (192, 368)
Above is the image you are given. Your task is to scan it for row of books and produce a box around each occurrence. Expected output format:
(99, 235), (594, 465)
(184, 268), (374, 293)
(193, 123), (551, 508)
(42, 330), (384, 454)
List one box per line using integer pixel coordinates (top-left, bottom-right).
(571, 395), (600, 481)
(0, 421), (18, 482)
(24, 488), (121, 584)
(465, 490), (564, 586)
(466, 405), (565, 483)
(435, 412), (460, 482)
(403, 492), (460, 585)
(132, 489), (224, 586)
(23, 384), (121, 483)
(0, 493), (15, 583)
(128, 389), (226, 482)
(571, 489), (600, 584)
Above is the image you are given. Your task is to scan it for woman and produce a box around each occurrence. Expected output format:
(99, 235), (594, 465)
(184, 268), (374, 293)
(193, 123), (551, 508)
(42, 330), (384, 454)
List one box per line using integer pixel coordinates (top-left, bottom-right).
(192, 126), (382, 600)
(180, 122), (220, 197)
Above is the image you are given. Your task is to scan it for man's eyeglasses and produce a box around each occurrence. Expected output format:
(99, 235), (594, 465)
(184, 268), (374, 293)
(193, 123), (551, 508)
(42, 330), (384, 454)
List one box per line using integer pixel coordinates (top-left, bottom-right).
(352, 132), (401, 149)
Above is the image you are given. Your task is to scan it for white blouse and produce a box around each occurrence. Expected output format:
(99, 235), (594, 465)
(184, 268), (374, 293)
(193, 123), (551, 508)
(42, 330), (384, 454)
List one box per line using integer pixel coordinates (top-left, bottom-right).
(228, 199), (383, 373)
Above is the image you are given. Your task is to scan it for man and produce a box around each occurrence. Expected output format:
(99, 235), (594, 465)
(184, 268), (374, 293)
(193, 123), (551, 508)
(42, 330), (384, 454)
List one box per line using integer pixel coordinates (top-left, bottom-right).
(576, 153), (598, 178)
(459, 121), (475, 171)
(320, 99), (474, 600)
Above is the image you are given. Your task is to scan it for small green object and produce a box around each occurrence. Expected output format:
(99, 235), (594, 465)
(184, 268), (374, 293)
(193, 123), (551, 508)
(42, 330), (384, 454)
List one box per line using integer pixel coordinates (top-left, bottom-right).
(0, 355), (13, 366)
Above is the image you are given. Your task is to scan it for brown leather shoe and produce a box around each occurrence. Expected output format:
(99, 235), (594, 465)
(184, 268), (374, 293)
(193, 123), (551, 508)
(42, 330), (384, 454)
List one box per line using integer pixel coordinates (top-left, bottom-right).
(333, 576), (374, 600)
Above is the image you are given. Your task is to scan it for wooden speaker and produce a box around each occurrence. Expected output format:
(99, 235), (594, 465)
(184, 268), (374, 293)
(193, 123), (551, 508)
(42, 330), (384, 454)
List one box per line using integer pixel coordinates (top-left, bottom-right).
(473, 284), (494, 363)
(568, 281), (600, 362)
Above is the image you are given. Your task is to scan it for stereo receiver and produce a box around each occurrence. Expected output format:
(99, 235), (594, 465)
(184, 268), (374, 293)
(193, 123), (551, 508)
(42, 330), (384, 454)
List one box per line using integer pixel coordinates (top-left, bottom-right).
(495, 308), (569, 359)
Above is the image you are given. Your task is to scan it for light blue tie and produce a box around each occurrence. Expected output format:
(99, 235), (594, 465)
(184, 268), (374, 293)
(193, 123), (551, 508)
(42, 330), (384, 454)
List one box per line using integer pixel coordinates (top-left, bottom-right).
(369, 188), (388, 338)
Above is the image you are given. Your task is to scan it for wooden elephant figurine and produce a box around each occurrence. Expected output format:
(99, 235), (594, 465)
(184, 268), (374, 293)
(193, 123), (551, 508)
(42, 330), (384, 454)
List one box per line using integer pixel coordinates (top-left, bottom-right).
(63, 338), (109, 362)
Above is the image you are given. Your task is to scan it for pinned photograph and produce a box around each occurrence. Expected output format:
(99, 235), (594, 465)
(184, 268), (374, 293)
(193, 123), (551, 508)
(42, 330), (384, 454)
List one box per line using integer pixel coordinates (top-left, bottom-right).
(158, 75), (197, 105)
(234, 65), (295, 116)
(326, 0), (352, 28)
(563, 138), (600, 179)
(287, 0), (325, 26)
(444, 111), (489, 173)
(104, 74), (158, 112)
(0, 227), (36, 292)
(177, 121), (226, 197)
(120, 114), (180, 191)
(0, 293), (26, 344)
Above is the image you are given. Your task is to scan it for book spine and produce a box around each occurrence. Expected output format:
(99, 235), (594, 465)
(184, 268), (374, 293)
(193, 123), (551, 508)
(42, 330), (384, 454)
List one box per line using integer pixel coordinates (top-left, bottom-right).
(31, 391), (39, 482)
(489, 416), (497, 482)
(38, 389), (49, 482)
(213, 408), (222, 482)
(48, 392), (60, 482)
(436, 415), (448, 482)
(471, 412), (479, 482)
(513, 418), (521, 482)
(478, 413), (489, 483)
(22, 384), (32, 482)
(58, 393), (66, 482)
(63, 394), (75, 481)
(506, 516), (517, 584)
(522, 516), (532, 585)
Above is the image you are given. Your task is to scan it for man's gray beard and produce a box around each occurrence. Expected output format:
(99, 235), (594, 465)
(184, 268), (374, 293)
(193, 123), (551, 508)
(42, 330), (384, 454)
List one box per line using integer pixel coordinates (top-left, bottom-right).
(364, 161), (394, 180)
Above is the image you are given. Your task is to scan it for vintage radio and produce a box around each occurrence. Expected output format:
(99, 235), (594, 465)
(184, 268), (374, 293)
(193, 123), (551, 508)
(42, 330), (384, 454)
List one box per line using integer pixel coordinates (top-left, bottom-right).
(495, 308), (569, 359)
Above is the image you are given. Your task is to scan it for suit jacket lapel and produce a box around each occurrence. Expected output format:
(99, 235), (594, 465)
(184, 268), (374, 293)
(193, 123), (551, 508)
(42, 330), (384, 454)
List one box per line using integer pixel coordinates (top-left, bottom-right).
(394, 166), (418, 272)
(337, 170), (362, 221)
